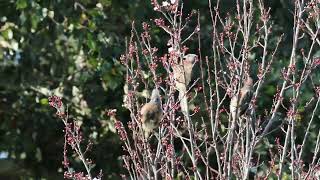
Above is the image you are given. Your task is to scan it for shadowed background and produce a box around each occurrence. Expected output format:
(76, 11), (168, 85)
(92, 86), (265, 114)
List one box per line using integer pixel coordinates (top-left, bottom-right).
(0, 0), (318, 179)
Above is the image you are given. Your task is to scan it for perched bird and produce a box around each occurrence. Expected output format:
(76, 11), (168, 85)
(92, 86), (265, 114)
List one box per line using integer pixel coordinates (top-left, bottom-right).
(172, 54), (197, 91)
(230, 77), (253, 121)
(140, 88), (163, 138)
(172, 54), (197, 115)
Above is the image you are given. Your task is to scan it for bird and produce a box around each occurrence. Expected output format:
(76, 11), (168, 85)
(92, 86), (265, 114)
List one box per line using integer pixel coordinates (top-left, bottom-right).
(140, 88), (163, 138)
(172, 54), (197, 115)
(230, 77), (253, 121)
(172, 54), (197, 91)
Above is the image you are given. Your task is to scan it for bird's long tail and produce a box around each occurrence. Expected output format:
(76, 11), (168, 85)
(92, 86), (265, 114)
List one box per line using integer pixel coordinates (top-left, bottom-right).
(178, 86), (189, 117)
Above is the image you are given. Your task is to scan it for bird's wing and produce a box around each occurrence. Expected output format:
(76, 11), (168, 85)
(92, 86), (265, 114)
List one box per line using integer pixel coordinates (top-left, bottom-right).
(239, 89), (253, 114)
(172, 64), (185, 84)
(183, 60), (194, 85)
(140, 104), (149, 123)
(141, 103), (162, 122)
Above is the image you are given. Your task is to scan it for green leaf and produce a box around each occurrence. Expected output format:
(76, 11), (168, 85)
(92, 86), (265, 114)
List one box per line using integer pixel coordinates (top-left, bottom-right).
(16, 0), (27, 9)
(100, 0), (112, 7)
(88, 57), (99, 69)
(1, 29), (13, 40)
(40, 98), (48, 105)
(31, 14), (40, 30)
(265, 85), (276, 95)
(87, 33), (97, 51)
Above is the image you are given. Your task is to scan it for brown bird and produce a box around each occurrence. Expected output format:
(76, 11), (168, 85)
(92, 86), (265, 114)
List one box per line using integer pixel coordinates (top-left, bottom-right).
(172, 54), (197, 115)
(141, 88), (163, 138)
(172, 54), (197, 91)
(230, 77), (253, 121)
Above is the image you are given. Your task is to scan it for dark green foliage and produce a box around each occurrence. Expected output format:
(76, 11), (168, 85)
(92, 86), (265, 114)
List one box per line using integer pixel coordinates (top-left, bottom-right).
(0, 0), (318, 179)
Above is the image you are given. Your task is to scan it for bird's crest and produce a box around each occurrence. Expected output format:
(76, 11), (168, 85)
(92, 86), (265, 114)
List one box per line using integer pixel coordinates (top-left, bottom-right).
(183, 54), (198, 63)
(150, 88), (161, 103)
(244, 77), (253, 87)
